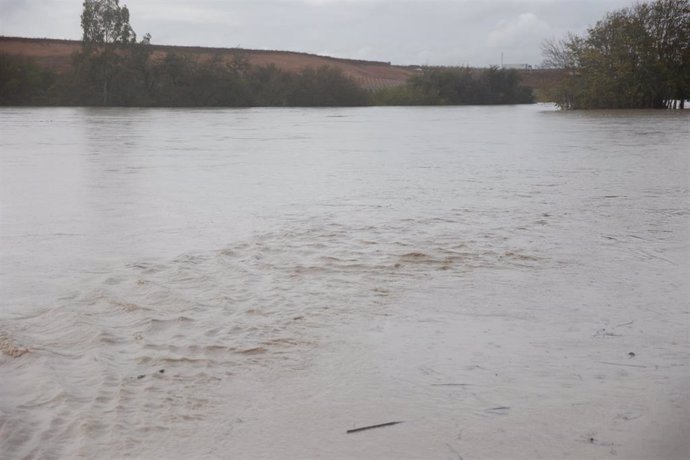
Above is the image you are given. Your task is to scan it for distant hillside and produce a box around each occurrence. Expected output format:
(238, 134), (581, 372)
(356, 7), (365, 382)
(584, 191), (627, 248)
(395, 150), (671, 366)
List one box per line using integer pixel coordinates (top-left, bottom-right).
(0, 36), (416, 90)
(0, 36), (563, 98)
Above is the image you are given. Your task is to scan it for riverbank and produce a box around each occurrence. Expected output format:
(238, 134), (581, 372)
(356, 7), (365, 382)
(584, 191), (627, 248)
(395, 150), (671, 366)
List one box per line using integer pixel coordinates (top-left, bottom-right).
(0, 36), (563, 97)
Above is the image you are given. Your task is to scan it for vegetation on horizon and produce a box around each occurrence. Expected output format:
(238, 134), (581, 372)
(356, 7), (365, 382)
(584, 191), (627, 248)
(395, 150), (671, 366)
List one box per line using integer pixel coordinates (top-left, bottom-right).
(542, 0), (689, 109)
(0, 0), (536, 107)
(375, 67), (534, 106)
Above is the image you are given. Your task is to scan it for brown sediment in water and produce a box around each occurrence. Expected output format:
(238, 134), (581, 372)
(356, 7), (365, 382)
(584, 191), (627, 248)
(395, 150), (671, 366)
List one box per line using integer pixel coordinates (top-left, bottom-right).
(0, 335), (30, 358)
(0, 106), (687, 460)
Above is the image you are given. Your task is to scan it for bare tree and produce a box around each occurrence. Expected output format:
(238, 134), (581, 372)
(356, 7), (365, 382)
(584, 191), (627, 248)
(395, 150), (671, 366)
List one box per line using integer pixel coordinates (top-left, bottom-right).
(541, 33), (580, 69)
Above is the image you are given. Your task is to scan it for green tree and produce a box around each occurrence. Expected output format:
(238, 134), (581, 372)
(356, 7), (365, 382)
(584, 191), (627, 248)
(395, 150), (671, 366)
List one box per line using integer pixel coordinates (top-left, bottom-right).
(287, 66), (370, 106)
(81, 0), (136, 48)
(370, 84), (434, 106)
(0, 54), (56, 105)
(147, 53), (253, 107)
(397, 67), (533, 106)
(542, 0), (689, 109)
(249, 64), (294, 106)
(79, 0), (140, 104)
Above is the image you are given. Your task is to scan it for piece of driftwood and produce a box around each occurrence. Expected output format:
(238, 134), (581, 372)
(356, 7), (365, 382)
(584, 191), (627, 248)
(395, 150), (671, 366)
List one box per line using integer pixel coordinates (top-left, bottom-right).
(615, 321), (634, 328)
(431, 383), (471, 387)
(599, 361), (647, 369)
(346, 421), (404, 434)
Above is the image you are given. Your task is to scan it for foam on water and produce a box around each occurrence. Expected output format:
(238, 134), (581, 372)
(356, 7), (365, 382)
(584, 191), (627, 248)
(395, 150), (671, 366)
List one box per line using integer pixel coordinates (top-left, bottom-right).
(1, 216), (549, 457)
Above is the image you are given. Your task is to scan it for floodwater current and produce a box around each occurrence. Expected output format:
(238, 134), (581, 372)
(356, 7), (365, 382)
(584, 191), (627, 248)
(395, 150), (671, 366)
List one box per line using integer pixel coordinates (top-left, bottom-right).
(1, 105), (688, 459)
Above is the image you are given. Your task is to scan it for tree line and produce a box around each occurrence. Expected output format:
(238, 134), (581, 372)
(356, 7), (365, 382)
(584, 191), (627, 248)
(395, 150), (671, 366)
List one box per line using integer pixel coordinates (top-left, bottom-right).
(543, 0), (689, 109)
(374, 67), (534, 105)
(0, 52), (534, 107)
(1, 0), (534, 107)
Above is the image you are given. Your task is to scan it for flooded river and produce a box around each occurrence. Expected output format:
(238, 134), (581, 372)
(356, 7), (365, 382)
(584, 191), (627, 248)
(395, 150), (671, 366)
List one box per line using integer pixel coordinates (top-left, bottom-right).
(1, 105), (688, 459)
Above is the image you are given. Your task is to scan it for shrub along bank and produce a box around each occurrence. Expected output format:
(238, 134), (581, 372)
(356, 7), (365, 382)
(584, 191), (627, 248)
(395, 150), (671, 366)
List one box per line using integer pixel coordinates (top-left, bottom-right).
(0, 52), (534, 107)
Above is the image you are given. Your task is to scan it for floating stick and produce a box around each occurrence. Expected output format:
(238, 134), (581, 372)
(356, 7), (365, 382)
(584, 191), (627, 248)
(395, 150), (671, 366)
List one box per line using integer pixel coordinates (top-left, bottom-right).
(346, 421), (404, 434)
(599, 361), (647, 368)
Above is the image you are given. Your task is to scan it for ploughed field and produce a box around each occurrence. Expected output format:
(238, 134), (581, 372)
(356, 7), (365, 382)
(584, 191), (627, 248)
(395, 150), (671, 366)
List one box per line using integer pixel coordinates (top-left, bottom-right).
(0, 36), (563, 94)
(0, 36), (416, 90)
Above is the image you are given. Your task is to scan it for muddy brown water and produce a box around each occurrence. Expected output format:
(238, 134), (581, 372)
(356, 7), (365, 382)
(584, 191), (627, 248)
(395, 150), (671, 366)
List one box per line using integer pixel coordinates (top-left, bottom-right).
(1, 105), (688, 459)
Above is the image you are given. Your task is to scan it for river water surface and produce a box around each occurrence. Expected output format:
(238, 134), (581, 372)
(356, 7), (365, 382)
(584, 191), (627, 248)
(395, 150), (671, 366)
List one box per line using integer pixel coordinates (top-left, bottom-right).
(1, 105), (688, 459)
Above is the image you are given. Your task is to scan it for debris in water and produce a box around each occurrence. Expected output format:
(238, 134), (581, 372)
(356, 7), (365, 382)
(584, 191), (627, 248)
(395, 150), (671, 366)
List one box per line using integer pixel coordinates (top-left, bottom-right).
(346, 421), (404, 434)
(485, 406), (511, 415)
(137, 374), (145, 379)
(431, 383), (471, 387)
(239, 347), (267, 355)
(599, 361), (646, 369)
(0, 336), (30, 358)
(593, 328), (621, 338)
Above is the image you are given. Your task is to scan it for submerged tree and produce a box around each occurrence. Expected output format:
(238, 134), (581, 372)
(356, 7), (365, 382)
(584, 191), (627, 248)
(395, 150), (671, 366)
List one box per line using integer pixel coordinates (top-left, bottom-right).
(287, 66), (370, 106)
(542, 0), (690, 109)
(386, 67), (534, 106)
(0, 54), (56, 105)
(78, 0), (144, 105)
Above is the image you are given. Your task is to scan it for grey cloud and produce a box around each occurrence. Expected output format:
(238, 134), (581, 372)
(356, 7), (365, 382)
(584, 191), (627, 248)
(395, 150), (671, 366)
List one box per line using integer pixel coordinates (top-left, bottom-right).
(1, 0), (636, 66)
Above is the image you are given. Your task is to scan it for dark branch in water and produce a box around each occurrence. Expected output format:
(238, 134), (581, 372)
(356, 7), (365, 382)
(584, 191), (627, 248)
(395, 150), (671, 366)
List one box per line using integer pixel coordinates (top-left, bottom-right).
(431, 383), (472, 387)
(346, 421), (404, 434)
(599, 361), (647, 369)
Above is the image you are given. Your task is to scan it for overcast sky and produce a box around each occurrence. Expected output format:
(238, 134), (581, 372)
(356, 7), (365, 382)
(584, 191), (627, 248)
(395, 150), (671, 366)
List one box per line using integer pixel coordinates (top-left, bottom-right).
(1, 0), (636, 66)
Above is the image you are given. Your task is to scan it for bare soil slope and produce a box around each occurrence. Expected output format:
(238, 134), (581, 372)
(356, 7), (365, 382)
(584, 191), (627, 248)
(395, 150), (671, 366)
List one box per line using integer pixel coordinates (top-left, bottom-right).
(0, 37), (416, 90)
